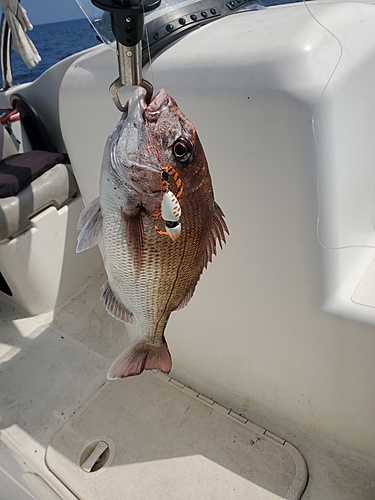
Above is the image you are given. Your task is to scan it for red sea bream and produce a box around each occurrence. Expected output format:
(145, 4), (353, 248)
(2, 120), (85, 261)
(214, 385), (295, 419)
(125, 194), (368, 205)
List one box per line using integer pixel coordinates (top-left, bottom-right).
(77, 87), (228, 378)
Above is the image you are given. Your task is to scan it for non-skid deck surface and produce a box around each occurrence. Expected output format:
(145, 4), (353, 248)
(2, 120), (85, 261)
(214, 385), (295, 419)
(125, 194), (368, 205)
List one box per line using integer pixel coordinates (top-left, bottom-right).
(46, 371), (307, 500)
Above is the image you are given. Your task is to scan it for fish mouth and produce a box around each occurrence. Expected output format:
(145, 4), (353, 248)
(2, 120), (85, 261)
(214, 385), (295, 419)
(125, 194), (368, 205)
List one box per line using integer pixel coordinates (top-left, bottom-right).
(144, 88), (171, 122)
(111, 87), (161, 177)
(110, 87), (176, 194)
(127, 86), (173, 125)
(124, 87), (172, 125)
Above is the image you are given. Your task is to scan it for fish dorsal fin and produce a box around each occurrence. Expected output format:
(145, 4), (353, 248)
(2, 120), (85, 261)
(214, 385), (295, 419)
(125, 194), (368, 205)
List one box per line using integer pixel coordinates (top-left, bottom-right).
(76, 197), (102, 253)
(100, 280), (136, 324)
(122, 207), (144, 278)
(176, 201), (229, 311)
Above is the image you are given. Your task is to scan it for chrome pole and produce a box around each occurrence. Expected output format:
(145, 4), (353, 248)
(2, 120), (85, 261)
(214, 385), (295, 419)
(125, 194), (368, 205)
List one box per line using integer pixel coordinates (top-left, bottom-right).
(117, 40), (142, 87)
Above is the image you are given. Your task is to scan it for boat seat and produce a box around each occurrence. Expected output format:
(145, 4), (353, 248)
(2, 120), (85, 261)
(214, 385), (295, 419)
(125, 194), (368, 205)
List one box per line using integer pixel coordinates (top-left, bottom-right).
(0, 93), (98, 315)
(0, 94), (79, 241)
(0, 149), (78, 241)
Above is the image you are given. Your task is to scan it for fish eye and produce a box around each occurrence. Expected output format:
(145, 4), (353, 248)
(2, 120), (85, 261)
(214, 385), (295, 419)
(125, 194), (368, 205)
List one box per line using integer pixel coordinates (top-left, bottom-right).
(173, 138), (193, 163)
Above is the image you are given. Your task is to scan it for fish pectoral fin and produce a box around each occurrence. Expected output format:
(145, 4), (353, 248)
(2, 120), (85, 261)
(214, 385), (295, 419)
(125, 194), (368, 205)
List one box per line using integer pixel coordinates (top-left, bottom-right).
(107, 339), (172, 379)
(122, 207), (144, 278)
(100, 280), (135, 324)
(76, 197), (102, 253)
(176, 201), (229, 311)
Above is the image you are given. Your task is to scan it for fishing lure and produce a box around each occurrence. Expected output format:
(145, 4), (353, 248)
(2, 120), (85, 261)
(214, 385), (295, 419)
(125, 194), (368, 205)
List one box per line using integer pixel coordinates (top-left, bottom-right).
(154, 167), (183, 240)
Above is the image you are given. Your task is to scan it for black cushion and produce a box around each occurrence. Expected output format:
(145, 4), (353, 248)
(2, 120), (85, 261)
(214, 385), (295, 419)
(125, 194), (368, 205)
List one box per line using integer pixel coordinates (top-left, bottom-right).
(0, 150), (68, 198)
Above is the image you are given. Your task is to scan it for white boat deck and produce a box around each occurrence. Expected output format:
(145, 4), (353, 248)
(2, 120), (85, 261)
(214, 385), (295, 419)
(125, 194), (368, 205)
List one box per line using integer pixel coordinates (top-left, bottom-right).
(0, 269), (374, 499)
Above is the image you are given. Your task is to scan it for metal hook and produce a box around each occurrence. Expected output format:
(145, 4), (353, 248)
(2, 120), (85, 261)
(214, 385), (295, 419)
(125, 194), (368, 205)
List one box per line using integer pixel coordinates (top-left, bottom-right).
(109, 77), (128, 112)
(139, 79), (153, 105)
(109, 78), (154, 112)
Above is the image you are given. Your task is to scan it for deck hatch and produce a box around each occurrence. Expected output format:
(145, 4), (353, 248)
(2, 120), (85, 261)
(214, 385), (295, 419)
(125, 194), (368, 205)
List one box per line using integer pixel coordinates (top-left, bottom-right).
(46, 371), (307, 499)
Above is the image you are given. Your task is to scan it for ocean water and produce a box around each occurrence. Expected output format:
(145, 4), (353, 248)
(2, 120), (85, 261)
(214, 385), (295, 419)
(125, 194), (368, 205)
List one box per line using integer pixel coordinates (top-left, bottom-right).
(11, 18), (100, 85)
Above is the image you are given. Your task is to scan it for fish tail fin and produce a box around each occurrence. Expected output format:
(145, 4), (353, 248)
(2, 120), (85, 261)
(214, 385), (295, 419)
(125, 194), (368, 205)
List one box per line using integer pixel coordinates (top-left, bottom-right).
(107, 340), (172, 379)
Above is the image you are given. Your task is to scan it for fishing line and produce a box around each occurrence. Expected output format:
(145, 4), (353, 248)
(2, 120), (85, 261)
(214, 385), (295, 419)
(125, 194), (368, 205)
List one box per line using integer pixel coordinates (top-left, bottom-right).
(141, 0), (155, 91)
(302, 0), (375, 251)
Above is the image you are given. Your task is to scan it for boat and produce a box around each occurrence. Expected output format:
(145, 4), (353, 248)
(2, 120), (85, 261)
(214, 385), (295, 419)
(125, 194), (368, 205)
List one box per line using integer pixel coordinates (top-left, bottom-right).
(0, 0), (374, 498)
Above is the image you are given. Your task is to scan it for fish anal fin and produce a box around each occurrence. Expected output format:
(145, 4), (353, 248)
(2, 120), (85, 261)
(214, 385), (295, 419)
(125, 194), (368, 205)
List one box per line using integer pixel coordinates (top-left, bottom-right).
(122, 207), (144, 278)
(76, 197), (102, 253)
(107, 340), (172, 379)
(176, 201), (229, 311)
(100, 280), (135, 324)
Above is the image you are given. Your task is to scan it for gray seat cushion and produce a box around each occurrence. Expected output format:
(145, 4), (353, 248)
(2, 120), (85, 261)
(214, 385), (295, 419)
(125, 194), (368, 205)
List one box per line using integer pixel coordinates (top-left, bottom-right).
(0, 160), (78, 241)
(0, 150), (68, 198)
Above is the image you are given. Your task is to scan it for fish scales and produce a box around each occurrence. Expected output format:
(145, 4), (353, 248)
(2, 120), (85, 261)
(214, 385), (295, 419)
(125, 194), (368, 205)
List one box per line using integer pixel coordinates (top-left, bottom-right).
(77, 87), (228, 378)
(101, 150), (214, 341)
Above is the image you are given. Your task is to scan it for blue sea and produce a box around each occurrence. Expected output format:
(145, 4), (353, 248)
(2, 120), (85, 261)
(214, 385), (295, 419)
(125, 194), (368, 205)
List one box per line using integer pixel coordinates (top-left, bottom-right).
(11, 18), (100, 85)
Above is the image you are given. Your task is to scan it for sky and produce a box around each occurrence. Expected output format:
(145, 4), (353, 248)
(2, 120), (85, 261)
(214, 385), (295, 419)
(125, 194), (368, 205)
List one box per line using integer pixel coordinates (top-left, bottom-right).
(21, 0), (85, 25)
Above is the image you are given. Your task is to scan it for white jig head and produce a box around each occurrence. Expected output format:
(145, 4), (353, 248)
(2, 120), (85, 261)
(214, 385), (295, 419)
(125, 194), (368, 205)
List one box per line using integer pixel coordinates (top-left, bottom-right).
(161, 190), (181, 240)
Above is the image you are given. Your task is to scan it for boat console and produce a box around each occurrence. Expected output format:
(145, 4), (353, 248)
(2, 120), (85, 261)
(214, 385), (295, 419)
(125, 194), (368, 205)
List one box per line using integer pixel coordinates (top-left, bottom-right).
(84, 0), (265, 52)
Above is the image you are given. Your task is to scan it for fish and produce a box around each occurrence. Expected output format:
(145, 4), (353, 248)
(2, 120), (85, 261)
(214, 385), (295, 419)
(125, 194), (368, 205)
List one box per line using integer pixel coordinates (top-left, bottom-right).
(76, 86), (228, 379)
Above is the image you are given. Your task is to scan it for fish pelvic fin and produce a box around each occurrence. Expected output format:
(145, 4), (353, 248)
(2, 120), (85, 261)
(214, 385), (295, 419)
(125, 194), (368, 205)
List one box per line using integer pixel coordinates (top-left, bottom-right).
(107, 339), (172, 379)
(76, 197), (102, 253)
(176, 201), (229, 311)
(101, 280), (135, 324)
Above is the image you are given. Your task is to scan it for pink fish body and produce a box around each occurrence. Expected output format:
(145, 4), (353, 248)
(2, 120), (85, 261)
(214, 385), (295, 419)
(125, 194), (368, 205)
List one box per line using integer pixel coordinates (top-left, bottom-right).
(77, 87), (228, 378)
